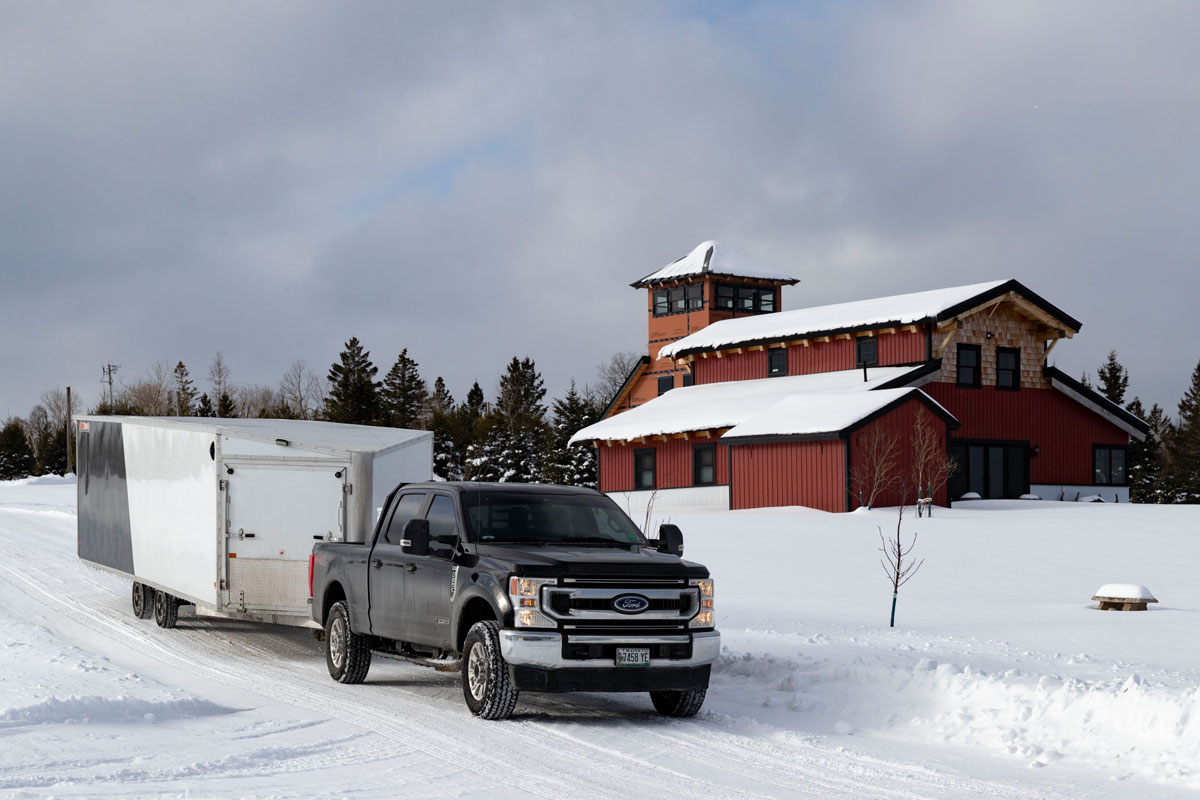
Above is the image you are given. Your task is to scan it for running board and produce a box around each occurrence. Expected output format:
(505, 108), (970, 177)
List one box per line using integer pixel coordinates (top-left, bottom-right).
(374, 650), (462, 673)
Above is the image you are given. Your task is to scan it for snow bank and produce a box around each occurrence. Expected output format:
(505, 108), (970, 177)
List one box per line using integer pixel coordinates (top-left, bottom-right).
(0, 473), (76, 486)
(0, 695), (229, 727)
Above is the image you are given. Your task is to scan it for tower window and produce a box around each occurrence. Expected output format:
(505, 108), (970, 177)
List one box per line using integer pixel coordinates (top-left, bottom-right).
(653, 290), (669, 315)
(657, 375), (674, 395)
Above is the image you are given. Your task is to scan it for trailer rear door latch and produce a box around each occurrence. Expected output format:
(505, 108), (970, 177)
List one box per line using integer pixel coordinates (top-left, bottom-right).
(343, 483), (353, 494)
(238, 528), (256, 540)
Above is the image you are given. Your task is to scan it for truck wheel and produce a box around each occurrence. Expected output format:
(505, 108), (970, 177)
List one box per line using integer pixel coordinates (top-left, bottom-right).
(153, 590), (178, 629)
(650, 688), (707, 718)
(132, 582), (154, 620)
(461, 621), (518, 720)
(325, 600), (371, 684)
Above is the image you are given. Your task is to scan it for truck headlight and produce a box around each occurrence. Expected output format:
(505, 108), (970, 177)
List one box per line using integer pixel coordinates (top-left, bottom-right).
(509, 576), (556, 628)
(689, 579), (714, 628)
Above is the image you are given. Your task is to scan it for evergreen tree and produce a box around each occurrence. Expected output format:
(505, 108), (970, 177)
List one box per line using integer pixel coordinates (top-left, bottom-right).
(1079, 370), (1093, 389)
(1166, 359), (1200, 501)
(217, 391), (237, 418)
(172, 361), (198, 415)
(1096, 351), (1129, 406)
(427, 377), (454, 418)
(543, 380), (600, 487)
(196, 393), (215, 417)
(0, 418), (35, 480)
(463, 381), (487, 419)
(492, 357), (549, 483)
(1126, 397), (1165, 503)
(496, 357), (546, 428)
(446, 382), (489, 481)
(380, 349), (427, 429)
(464, 413), (503, 481)
(323, 337), (381, 424)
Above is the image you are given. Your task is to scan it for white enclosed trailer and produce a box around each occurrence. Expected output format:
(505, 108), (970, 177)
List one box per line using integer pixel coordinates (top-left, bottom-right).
(75, 416), (432, 628)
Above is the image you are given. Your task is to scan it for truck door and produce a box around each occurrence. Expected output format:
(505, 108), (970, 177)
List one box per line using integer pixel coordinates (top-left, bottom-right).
(367, 492), (426, 640)
(402, 493), (458, 650)
(225, 462), (347, 616)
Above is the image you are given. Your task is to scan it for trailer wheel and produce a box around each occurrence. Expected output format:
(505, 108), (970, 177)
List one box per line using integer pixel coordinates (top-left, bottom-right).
(131, 582), (154, 620)
(461, 621), (518, 720)
(649, 688), (707, 718)
(153, 590), (179, 629)
(325, 600), (371, 684)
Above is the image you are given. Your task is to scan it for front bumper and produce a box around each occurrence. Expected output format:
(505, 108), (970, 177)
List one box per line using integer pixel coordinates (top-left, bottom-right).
(499, 629), (721, 669)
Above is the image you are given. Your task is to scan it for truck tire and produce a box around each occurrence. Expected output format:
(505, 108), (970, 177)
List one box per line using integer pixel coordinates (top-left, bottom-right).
(461, 621), (518, 720)
(650, 688), (706, 718)
(132, 582), (154, 620)
(153, 590), (179, 629)
(325, 600), (371, 684)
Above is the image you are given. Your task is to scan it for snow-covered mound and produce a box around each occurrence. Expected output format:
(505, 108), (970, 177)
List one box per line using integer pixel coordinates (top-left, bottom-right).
(1093, 583), (1157, 601)
(0, 472), (76, 486)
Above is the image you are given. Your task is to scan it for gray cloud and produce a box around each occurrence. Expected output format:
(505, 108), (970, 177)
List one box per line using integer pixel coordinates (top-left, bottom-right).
(2, 1), (1197, 419)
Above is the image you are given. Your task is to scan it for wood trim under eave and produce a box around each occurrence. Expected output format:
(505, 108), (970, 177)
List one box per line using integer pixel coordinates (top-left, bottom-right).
(935, 327), (957, 358)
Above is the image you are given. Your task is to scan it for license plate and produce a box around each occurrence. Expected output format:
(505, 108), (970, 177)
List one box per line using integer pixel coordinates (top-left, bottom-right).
(615, 647), (650, 667)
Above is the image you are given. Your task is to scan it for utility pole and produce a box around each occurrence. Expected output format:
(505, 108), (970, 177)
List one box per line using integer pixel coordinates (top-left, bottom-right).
(101, 363), (119, 409)
(65, 386), (73, 475)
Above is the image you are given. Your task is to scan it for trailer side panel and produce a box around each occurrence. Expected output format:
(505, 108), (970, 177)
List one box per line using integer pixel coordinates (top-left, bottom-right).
(77, 420), (135, 574)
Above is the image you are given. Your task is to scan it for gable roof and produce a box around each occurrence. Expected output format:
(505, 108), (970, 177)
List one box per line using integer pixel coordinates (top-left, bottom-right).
(1044, 367), (1150, 441)
(631, 241), (799, 288)
(569, 365), (937, 444)
(659, 279), (1081, 359)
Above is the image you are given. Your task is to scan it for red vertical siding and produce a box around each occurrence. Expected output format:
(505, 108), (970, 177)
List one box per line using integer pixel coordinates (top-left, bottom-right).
(596, 440), (729, 492)
(923, 384), (1128, 485)
(730, 440), (845, 512)
(788, 338), (855, 375)
(847, 401), (951, 509)
(877, 329), (927, 365)
(694, 350), (768, 384)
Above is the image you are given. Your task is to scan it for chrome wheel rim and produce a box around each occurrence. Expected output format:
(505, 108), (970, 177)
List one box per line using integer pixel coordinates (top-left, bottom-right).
(467, 643), (488, 701)
(329, 616), (345, 670)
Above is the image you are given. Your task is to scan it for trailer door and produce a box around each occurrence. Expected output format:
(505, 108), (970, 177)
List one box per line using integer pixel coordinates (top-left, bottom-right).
(224, 461), (347, 617)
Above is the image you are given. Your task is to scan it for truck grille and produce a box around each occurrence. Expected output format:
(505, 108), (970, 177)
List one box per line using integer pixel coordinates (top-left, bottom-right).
(542, 585), (698, 624)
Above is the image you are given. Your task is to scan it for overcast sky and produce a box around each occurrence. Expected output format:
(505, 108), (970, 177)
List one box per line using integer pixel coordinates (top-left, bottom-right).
(2, 1), (1198, 420)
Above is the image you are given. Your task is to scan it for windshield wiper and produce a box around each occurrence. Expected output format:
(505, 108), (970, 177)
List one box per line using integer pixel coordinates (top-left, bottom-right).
(481, 537), (552, 546)
(558, 537), (637, 549)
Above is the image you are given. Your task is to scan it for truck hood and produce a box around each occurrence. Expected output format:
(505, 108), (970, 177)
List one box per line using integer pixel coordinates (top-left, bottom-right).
(470, 543), (708, 578)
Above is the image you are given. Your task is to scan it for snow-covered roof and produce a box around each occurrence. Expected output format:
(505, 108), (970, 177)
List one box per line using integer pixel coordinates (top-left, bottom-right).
(569, 366), (934, 444)
(631, 241), (798, 287)
(74, 416), (431, 455)
(722, 388), (952, 441)
(660, 280), (1013, 359)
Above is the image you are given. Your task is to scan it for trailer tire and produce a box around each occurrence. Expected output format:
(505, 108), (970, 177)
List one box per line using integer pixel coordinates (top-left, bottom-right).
(461, 621), (518, 720)
(649, 688), (706, 718)
(153, 590), (179, 629)
(132, 582), (154, 620)
(325, 601), (371, 684)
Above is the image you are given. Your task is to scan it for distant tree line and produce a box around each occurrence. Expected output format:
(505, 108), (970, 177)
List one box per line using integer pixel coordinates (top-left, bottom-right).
(0, 340), (643, 488)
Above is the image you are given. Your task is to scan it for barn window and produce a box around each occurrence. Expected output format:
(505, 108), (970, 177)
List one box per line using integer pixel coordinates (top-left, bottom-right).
(657, 375), (674, 396)
(1093, 446), (1128, 486)
(758, 288), (776, 313)
(856, 336), (877, 367)
(634, 449), (656, 490)
(716, 284), (735, 310)
(653, 290), (669, 316)
(686, 283), (703, 310)
(693, 444), (716, 486)
(997, 347), (1020, 390)
(670, 286), (686, 313)
(956, 344), (981, 388)
(768, 347), (787, 377)
(736, 286), (757, 312)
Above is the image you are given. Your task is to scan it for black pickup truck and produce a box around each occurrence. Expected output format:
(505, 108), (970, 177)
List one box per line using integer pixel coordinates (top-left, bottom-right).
(310, 482), (719, 720)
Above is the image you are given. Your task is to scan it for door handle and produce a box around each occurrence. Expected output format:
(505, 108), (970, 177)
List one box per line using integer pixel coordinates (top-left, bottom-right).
(404, 563), (417, 573)
(372, 560), (383, 569)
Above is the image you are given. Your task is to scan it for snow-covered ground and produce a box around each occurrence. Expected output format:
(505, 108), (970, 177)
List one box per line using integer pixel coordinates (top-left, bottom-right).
(2, 478), (1198, 798)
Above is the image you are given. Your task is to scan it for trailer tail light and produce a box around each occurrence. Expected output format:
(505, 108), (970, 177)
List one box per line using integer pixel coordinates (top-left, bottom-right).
(308, 554), (316, 598)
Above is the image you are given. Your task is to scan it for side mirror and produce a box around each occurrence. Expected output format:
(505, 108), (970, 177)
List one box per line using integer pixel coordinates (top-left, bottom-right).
(657, 523), (684, 557)
(401, 518), (430, 557)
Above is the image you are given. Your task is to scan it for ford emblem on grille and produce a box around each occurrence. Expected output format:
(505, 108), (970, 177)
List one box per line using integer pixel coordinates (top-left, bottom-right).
(612, 594), (651, 614)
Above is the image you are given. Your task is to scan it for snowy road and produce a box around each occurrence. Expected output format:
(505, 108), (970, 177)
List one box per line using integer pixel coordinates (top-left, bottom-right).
(0, 486), (1191, 798)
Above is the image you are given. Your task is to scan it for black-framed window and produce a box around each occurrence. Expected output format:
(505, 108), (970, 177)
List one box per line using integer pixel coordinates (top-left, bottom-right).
(716, 284), (735, 310)
(657, 375), (674, 396)
(682, 369), (694, 387)
(693, 444), (716, 486)
(686, 283), (703, 310)
(670, 286), (686, 313)
(634, 448), (656, 490)
(957, 344), (981, 387)
(736, 286), (757, 312)
(758, 288), (776, 313)
(856, 336), (877, 367)
(653, 289), (669, 316)
(1094, 445), (1128, 485)
(996, 347), (1020, 390)
(768, 347), (787, 377)
(948, 441), (1029, 500)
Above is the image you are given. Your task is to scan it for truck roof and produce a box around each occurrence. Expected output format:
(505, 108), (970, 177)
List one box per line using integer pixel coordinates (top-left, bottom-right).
(400, 482), (604, 496)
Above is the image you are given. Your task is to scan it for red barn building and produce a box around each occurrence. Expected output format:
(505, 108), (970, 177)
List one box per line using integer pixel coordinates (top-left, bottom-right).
(572, 241), (1149, 513)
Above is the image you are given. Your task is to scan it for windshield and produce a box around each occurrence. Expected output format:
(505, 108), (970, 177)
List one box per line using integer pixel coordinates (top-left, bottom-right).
(462, 491), (646, 547)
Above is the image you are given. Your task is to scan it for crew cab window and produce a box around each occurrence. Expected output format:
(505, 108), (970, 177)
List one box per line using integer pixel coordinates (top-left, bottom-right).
(384, 493), (426, 544)
(425, 495), (458, 542)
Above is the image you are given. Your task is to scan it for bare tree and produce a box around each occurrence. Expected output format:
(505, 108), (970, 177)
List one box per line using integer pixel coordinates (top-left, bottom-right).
(879, 505), (923, 628)
(235, 384), (278, 418)
(209, 351), (231, 400)
(590, 350), (642, 410)
(279, 360), (324, 419)
(849, 427), (901, 509)
(123, 362), (172, 415)
(910, 411), (958, 516)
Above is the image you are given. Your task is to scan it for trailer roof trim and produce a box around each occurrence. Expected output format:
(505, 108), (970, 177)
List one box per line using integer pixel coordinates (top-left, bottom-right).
(73, 416), (432, 456)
